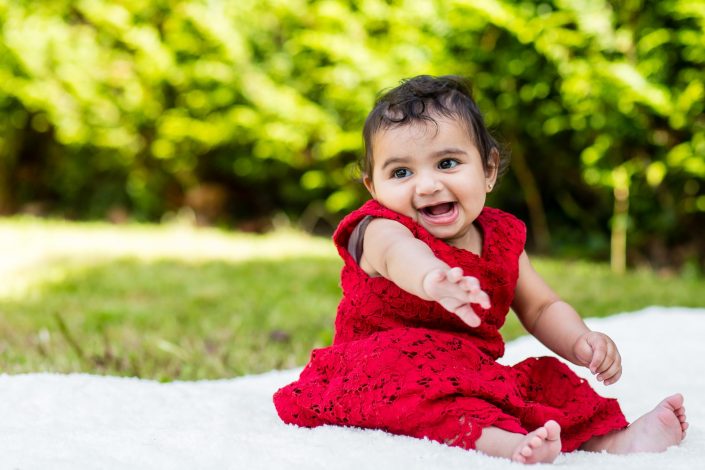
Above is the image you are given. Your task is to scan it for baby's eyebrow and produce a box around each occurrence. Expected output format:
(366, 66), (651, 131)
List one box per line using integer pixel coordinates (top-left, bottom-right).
(381, 156), (411, 170)
(433, 147), (468, 158)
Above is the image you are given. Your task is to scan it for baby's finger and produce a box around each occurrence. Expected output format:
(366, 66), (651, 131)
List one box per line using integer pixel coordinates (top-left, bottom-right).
(437, 296), (461, 314)
(470, 291), (491, 310)
(600, 349), (621, 379)
(457, 277), (490, 309)
(588, 340), (607, 374)
(600, 364), (622, 385)
(459, 276), (481, 292)
(595, 357), (613, 377)
(599, 353), (621, 382)
(595, 357), (615, 381)
(594, 344), (616, 374)
(601, 370), (621, 386)
(447, 267), (464, 283)
(455, 304), (481, 328)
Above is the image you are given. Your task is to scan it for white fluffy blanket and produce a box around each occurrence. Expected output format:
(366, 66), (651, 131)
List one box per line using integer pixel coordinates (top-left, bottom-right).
(1, 307), (701, 469)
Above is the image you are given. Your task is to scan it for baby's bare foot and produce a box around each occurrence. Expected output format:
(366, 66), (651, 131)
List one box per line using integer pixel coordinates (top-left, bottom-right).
(611, 394), (688, 454)
(511, 420), (562, 464)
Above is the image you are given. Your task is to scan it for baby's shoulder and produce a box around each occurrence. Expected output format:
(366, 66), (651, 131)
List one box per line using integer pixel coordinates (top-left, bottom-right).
(334, 200), (417, 245)
(480, 207), (527, 253)
(481, 207), (525, 232)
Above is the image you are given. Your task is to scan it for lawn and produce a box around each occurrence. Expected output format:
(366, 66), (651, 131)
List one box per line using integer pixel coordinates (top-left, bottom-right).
(1, 217), (703, 381)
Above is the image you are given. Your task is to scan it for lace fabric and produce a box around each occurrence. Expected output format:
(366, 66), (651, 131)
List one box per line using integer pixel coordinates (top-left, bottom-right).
(273, 200), (628, 452)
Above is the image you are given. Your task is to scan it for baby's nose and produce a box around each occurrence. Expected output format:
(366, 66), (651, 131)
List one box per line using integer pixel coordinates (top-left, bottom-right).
(415, 174), (442, 195)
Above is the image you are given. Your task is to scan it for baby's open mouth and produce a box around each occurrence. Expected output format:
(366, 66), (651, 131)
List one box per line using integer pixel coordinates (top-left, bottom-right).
(421, 202), (455, 216)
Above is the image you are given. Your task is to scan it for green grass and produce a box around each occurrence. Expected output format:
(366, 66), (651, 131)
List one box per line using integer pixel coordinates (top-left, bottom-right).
(500, 258), (705, 340)
(1, 217), (703, 381)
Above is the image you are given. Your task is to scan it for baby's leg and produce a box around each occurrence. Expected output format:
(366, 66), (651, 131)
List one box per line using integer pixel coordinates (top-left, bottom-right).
(475, 421), (562, 464)
(581, 394), (688, 454)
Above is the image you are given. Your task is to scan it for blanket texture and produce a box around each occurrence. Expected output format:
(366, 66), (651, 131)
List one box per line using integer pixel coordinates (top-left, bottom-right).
(1, 307), (701, 469)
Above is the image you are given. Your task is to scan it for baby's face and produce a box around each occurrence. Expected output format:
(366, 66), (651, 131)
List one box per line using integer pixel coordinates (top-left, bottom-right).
(364, 115), (497, 248)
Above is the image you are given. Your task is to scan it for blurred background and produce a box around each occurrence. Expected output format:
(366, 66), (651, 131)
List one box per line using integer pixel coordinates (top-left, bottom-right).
(1, 0), (704, 273)
(1, 0), (704, 380)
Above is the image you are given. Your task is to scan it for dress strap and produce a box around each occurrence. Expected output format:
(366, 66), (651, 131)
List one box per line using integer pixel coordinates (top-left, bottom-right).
(346, 216), (374, 264)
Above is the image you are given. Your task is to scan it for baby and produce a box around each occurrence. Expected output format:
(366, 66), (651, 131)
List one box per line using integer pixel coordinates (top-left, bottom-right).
(274, 75), (688, 463)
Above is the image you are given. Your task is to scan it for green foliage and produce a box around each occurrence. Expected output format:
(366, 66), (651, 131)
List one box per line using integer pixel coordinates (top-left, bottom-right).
(0, 0), (703, 265)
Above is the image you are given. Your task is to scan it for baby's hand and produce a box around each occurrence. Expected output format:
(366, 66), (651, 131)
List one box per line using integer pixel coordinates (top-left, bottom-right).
(422, 267), (490, 328)
(573, 331), (622, 385)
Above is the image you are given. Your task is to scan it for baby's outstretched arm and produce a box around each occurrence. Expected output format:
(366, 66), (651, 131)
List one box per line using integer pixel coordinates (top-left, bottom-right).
(512, 251), (622, 385)
(359, 218), (489, 327)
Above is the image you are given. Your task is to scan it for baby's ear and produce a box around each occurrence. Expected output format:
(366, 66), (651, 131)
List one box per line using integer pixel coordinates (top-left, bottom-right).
(363, 174), (376, 198)
(486, 148), (500, 181)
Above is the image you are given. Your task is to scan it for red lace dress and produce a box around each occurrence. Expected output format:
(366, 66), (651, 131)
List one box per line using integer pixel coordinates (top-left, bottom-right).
(273, 200), (627, 452)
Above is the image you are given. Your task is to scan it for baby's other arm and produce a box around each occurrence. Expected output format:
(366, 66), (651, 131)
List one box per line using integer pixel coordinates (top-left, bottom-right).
(511, 251), (622, 385)
(360, 218), (490, 327)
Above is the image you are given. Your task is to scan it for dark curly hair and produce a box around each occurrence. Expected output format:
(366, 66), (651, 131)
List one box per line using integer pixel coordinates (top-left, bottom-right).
(361, 75), (509, 181)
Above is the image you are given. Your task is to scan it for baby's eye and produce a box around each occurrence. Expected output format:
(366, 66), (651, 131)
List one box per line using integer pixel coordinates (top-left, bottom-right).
(438, 159), (459, 170)
(391, 168), (411, 179)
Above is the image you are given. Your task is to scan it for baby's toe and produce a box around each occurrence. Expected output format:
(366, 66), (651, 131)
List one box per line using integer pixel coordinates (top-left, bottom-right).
(529, 436), (543, 449)
(534, 427), (548, 440)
